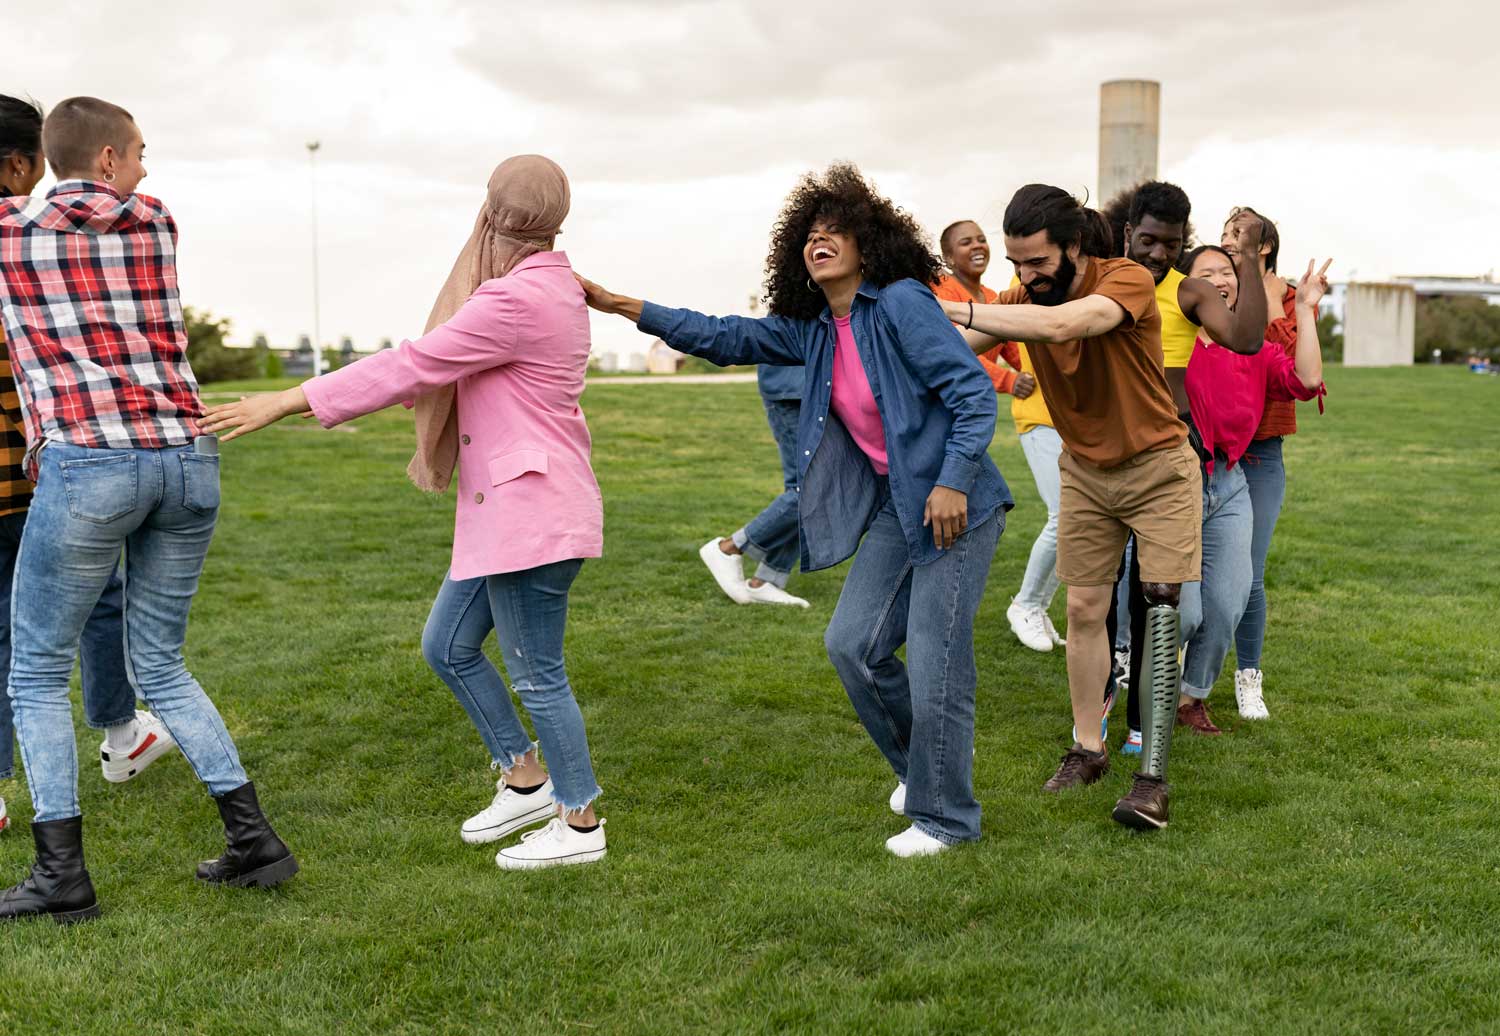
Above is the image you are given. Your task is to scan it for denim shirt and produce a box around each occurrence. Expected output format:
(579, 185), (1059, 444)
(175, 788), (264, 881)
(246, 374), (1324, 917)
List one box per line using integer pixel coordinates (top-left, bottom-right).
(640, 278), (1012, 571)
(756, 361), (803, 402)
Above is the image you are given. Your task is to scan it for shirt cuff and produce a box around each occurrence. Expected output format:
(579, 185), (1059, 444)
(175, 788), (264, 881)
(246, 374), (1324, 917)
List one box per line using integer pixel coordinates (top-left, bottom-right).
(935, 454), (980, 495)
(637, 301), (672, 338)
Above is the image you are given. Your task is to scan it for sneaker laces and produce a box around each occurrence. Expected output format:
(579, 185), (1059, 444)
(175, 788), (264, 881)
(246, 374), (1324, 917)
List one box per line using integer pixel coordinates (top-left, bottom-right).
(518, 818), (566, 844)
(1053, 747), (1093, 782)
(1122, 774), (1163, 805)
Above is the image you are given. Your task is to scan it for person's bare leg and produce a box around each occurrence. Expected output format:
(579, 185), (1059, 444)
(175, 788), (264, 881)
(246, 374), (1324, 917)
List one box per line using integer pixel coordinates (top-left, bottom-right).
(1065, 584), (1114, 753)
(507, 749), (598, 827)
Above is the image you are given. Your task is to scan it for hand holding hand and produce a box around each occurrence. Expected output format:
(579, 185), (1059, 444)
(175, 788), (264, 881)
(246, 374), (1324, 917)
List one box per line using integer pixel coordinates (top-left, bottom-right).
(1296, 258), (1332, 310)
(923, 486), (969, 550)
(1012, 371), (1036, 399)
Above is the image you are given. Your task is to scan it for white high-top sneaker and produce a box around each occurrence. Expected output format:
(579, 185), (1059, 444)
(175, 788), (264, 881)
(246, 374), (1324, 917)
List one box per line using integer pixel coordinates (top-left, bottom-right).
(496, 817), (607, 871)
(461, 778), (555, 844)
(1235, 669), (1270, 719)
(100, 710), (178, 783)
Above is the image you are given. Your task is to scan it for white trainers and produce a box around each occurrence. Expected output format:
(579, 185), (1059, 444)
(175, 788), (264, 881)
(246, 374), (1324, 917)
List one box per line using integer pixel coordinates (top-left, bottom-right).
(495, 817), (607, 871)
(889, 782), (906, 815)
(1235, 668), (1270, 720)
(1042, 612), (1066, 647)
(100, 710), (178, 783)
(461, 778), (555, 844)
(0, 794), (7, 833)
(745, 582), (810, 608)
(698, 538), (751, 604)
(1006, 599), (1053, 652)
(885, 825), (948, 858)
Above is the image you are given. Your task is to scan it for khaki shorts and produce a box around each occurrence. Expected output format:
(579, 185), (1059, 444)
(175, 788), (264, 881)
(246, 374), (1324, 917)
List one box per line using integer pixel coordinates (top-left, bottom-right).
(1057, 441), (1202, 586)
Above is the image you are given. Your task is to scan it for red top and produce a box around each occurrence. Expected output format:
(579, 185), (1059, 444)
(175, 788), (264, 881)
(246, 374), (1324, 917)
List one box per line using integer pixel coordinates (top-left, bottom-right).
(1254, 285), (1313, 439)
(0, 181), (203, 475)
(1185, 335), (1323, 474)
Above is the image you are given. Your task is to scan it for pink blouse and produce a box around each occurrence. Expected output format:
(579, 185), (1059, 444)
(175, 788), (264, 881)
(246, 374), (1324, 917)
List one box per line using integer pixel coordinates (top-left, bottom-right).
(1185, 336), (1324, 474)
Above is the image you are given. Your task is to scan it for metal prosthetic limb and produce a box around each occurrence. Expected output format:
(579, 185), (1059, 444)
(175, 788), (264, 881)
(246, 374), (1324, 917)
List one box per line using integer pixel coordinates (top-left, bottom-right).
(1137, 603), (1181, 781)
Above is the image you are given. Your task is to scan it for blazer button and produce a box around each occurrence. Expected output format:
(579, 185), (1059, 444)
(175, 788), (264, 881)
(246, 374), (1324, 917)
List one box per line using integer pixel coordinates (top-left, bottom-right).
(474, 492), (484, 504)
(461, 434), (471, 445)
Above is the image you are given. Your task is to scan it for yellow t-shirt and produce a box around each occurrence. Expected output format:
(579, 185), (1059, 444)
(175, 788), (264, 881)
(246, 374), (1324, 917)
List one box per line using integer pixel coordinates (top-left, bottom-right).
(1156, 267), (1199, 369)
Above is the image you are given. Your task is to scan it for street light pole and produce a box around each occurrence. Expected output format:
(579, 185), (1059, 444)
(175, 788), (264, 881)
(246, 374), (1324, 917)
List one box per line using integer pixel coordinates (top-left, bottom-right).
(307, 140), (323, 378)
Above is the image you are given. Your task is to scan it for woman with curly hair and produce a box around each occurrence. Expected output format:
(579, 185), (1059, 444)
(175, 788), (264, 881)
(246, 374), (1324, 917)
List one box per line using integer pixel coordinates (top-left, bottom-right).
(579, 163), (1012, 857)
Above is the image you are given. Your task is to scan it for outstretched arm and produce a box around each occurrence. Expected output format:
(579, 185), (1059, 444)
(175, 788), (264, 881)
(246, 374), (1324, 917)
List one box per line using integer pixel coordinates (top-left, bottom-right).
(201, 385), (311, 442)
(1181, 218), (1269, 354)
(941, 295), (1126, 346)
(577, 274), (804, 367)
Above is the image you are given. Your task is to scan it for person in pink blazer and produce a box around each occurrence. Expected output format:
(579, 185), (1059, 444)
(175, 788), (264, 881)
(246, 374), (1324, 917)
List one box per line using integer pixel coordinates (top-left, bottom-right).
(204, 156), (607, 871)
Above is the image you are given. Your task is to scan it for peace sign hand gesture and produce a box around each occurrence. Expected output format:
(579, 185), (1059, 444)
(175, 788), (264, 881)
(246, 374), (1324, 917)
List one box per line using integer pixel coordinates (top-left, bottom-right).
(1296, 259), (1333, 310)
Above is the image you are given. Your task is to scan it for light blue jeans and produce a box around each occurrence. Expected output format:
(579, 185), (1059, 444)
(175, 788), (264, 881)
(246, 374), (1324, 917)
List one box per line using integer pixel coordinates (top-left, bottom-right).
(421, 559), (601, 814)
(1014, 425), (1061, 611)
(733, 397), (801, 588)
(1234, 436), (1286, 670)
(9, 442), (248, 823)
(824, 491), (1002, 845)
(1180, 463), (1254, 700)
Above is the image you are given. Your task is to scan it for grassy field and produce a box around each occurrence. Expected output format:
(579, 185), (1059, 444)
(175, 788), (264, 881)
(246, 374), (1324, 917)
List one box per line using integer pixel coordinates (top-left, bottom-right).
(2, 367), (1497, 1035)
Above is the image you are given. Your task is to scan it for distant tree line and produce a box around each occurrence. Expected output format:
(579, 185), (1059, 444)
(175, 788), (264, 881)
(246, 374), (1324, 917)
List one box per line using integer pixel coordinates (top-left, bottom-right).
(1415, 296), (1500, 363)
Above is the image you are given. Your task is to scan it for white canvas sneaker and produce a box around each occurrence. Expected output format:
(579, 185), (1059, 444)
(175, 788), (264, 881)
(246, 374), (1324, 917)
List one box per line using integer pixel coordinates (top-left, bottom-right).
(889, 782), (906, 815)
(1006, 599), (1053, 652)
(1042, 612), (1066, 647)
(885, 825), (949, 858)
(698, 538), (751, 604)
(1235, 669), (1270, 720)
(100, 710), (178, 783)
(461, 778), (555, 844)
(495, 817), (607, 871)
(745, 582), (810, 608)
(0, 794), (8, 833)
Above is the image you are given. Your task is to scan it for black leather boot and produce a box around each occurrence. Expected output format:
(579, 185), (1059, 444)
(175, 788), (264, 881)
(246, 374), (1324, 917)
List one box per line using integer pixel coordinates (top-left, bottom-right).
(196, 782), (299, 888)
(0, 816), (101, 925)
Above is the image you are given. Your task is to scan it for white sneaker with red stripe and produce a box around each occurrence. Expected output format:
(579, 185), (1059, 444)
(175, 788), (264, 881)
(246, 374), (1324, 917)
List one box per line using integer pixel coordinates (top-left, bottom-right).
(0, 795), (8, 833)
(100, 710), (178, 783)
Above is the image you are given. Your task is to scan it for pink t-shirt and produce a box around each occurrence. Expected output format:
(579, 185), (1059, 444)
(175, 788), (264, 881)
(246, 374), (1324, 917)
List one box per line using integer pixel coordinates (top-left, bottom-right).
(830, 313), (888, 474)
(1185, 336), (1324, 474)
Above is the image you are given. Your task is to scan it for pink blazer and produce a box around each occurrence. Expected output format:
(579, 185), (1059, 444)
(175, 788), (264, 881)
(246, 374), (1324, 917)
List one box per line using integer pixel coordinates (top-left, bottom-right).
(302, 251), (603, 580)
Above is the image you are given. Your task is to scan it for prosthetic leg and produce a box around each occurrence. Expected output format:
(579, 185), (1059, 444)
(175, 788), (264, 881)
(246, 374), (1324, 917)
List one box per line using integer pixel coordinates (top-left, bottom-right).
(1111, 592), (1179, 830)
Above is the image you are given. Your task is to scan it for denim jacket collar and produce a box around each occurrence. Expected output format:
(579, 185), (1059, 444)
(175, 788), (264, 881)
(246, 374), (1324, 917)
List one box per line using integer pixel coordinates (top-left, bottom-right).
(816, 280), (882, 325)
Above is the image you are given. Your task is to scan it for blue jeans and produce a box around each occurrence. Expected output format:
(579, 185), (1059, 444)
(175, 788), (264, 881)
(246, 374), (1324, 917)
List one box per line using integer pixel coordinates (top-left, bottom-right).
(1180, 463), (1253, 699)
(1014, 425), (1061, 611)
(733, 397), (801, 588)
(0, 510), (137, 780)
(10, 442), (247, 823)
(1234, 436), (1286, 670)
(421, 559), (601, 814)
(824, 493), (1002, 845)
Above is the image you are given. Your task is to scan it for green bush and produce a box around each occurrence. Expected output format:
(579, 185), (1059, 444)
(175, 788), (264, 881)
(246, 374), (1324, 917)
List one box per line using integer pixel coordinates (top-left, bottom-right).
(185, 307), (261, 383)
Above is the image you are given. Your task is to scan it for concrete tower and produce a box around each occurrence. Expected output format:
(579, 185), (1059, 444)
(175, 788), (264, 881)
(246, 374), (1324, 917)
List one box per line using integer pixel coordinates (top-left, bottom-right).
(1098, 80), (1160, 206)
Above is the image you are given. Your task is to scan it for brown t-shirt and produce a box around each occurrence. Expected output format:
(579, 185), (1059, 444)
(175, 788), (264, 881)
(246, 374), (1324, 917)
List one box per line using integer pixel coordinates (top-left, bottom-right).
(997, 256), (1185, 468)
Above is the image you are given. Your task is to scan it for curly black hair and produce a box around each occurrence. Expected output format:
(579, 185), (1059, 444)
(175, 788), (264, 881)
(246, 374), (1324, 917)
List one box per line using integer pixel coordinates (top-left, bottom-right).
(763, 163), (942, 320)
(1103, 181), (1197, 258)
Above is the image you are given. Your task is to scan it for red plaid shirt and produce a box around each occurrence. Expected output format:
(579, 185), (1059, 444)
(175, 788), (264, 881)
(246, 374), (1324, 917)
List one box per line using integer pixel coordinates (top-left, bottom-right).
(0, 180), (203, 473)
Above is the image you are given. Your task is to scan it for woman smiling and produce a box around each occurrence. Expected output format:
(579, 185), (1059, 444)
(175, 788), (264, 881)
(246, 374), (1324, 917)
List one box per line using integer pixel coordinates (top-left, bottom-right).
(580, 164), (1011, 858)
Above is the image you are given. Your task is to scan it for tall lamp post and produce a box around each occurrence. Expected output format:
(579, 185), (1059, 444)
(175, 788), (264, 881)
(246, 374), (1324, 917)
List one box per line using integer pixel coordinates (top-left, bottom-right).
(306, 140), (323, 377)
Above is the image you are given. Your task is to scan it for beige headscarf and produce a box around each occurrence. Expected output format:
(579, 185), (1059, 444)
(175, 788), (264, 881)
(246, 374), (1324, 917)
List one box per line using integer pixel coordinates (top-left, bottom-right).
(407, 154), (571, 491)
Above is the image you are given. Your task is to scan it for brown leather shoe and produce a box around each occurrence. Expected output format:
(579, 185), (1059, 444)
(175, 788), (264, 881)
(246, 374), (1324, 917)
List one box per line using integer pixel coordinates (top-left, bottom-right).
(1112, 773), (1169, 830)
(1176, 698), (1222, 735)
(1043, 743), (1110, 792)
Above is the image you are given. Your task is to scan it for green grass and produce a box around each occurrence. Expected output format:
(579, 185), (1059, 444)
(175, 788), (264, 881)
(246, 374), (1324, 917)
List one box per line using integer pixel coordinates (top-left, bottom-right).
(2, 367), (1497, 1035)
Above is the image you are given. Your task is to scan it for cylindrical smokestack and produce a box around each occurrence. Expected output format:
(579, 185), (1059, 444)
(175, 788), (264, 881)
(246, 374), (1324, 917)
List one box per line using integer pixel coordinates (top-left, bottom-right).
(1098, 80), (1160, 207)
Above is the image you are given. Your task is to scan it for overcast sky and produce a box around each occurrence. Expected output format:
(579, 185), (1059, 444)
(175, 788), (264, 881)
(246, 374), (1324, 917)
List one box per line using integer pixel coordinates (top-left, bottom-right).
(5, 0), (1495, 358)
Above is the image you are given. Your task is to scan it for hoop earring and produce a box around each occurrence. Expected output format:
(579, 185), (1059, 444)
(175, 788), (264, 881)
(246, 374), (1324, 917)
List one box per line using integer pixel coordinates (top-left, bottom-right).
(806, 277), (819, 293)
(104, 172), (116, 183)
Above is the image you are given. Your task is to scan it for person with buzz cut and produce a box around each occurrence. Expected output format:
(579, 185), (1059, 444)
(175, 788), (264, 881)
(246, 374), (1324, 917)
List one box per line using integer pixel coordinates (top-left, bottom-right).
(0, 96), (297, 924)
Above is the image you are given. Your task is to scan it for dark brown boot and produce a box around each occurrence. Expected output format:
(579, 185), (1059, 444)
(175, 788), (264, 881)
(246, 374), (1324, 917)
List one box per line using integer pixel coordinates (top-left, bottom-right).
(1043, 743), (1110, 792)
(1112, 773), (1170, 831)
